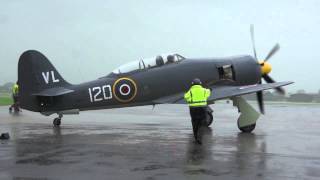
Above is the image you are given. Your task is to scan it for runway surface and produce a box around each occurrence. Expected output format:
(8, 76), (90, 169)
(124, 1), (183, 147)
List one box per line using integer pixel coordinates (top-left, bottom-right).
(0, 103), (320, 180)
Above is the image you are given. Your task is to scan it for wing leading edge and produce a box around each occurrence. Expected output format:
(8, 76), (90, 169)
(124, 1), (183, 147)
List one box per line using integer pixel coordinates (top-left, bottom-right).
(153, 81), (293, 104)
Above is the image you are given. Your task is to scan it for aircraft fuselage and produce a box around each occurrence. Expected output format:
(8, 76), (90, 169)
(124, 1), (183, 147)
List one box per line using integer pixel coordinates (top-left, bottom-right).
(40, 55), (260, 113)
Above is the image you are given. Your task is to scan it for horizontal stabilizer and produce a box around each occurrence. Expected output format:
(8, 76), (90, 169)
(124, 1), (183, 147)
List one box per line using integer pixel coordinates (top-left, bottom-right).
(32, 87), (74, 96)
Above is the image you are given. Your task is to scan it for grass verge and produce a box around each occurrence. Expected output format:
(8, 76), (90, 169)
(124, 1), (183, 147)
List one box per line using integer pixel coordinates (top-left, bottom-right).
(0, 96), (13, 106)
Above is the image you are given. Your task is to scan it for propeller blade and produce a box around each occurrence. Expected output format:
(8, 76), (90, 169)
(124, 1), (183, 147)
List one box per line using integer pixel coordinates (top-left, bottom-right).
(262, 74), (275, 83)
(256, 90), (265, 114)
(250, 24), (258, 59)
(264, 43), (280, 62)
(262, 74), (285, 94)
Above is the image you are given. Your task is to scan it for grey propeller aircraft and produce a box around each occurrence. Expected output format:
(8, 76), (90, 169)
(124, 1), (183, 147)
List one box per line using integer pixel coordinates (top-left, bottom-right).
(17, 26), (292, 135)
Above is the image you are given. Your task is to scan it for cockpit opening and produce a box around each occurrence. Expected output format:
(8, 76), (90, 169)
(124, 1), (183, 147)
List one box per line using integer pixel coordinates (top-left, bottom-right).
(112, 53), (185, 74)
(217, 64), (235, 80)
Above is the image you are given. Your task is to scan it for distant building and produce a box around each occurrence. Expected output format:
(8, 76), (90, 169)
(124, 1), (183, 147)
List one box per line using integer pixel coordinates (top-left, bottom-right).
(313, 95), (320, 103)
(243, 89), (320, 103)
(243, 91), (286, 101)
(296, 89), (306, 94)
(287, 93), (314, 102)
(264, 91), (286, 101)
(308, 93), (320, 103)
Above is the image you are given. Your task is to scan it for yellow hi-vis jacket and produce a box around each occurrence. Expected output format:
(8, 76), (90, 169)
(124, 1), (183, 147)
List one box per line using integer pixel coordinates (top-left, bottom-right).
(184, 85), (211, 107)
(12, 84), (19, 95)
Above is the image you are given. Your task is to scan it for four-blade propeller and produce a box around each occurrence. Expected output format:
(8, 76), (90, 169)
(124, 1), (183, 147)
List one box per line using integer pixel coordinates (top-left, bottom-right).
(250, 25), (285, 114)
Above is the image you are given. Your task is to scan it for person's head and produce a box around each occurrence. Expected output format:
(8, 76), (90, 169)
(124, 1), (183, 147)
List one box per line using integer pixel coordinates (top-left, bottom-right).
(156, 55), (163, 61)
(167, 55), (174, 63)
(156, 56), (164, 66)
(191, 78), (202, 86)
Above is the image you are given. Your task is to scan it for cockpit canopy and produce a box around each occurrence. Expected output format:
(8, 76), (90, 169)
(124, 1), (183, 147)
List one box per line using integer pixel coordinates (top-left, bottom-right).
(112, 53), (185, 74)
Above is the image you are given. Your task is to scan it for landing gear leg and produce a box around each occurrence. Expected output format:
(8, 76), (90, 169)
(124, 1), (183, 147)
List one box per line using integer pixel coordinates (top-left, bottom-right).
(232, 97), (260, 133)
(53, 114), (63, 126)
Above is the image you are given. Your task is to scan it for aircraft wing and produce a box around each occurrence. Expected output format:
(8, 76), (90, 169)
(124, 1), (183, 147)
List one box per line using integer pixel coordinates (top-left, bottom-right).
(153, 81), (293, 104)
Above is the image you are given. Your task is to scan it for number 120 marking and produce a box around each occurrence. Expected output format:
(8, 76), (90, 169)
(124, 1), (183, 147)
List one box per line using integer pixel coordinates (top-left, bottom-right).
(88, 85), (112, 102)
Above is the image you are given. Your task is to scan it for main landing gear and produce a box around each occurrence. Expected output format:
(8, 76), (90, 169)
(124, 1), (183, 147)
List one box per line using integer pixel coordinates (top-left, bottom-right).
(232, 96), (260, 133)
(53, 114), (63, 126)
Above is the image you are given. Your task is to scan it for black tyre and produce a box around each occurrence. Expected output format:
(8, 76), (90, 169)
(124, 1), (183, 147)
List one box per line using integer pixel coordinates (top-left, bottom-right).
(53, 118), (61, 126)
(237, 119), (256, 133)
(205, 112), (213, 127)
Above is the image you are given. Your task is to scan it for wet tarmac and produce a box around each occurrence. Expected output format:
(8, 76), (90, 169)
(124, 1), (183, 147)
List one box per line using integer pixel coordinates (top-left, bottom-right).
(0, 103), (320, 180)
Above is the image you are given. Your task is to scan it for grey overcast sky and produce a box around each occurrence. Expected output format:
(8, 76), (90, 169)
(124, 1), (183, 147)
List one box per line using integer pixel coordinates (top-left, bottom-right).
(0, 0), (319, 93)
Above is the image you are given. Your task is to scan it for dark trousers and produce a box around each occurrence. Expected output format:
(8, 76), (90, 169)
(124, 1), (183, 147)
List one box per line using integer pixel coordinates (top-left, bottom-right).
(11, 94), (19, 109)
(13, 95), (18, 104)
(189, 106), (207, 141)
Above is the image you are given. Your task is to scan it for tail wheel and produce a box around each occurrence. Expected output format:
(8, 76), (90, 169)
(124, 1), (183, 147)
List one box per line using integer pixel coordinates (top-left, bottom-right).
(237, 118), (256, 133)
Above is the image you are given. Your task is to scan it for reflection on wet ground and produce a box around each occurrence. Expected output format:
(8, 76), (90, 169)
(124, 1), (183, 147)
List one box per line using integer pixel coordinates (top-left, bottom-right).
(0, 103), (320, 180)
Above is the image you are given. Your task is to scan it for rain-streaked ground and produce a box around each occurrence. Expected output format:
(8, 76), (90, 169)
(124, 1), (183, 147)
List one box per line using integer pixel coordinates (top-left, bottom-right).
(0, 102), (320, 180)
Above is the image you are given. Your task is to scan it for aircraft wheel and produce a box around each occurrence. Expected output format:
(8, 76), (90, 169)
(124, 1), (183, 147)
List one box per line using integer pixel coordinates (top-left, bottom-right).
(205, 112), (213, 127)
(237, 119), (256, 133)
(53, 118), (61, 126)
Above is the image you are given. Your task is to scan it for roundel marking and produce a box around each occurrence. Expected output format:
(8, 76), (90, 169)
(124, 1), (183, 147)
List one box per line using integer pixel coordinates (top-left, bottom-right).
(119, 84), (131, 96)
(113, 77), (137, 103)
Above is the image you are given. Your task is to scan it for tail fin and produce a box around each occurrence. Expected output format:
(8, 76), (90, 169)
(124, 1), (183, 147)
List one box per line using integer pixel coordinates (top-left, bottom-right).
(18, 50), (71, 111)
